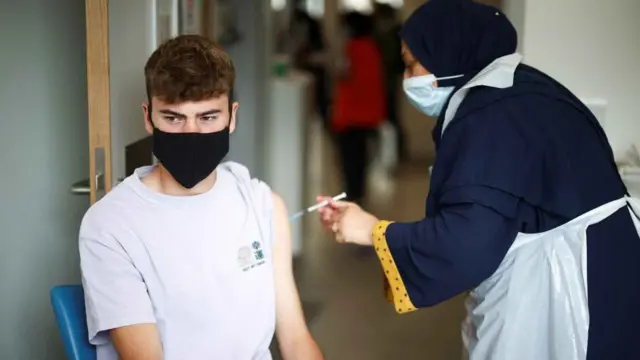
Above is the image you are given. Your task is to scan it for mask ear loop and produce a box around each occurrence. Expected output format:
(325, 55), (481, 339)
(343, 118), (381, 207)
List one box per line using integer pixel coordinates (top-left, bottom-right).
(432, 74), (466, 88)
(435, 74), (465, 82)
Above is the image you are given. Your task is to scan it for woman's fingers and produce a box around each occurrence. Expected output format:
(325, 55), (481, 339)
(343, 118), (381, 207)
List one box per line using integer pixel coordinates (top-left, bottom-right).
(316, 195), (355, 243)
(318, 207), (334, 223)
(316, 195), (334, 204)
(316, 195), (352, 210)
(328, 200), (351, 209)
(317, 196), (346, 220)
(318, 207), (337, 235)
(320, 215), (333, 228)
(332, 221), (346, 243)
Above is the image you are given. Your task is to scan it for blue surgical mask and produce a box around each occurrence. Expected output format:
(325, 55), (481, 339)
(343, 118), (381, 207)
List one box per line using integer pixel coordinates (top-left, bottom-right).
(403, 74), (464, 118)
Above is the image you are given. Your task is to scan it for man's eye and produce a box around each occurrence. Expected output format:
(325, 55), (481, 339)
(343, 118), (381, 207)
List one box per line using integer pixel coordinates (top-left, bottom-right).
(164, 116), (180, 123)
(201, 116), (217, 122)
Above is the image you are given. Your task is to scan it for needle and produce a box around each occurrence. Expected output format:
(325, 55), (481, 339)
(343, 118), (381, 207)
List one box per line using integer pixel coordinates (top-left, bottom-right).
(290, 192), (347, 221)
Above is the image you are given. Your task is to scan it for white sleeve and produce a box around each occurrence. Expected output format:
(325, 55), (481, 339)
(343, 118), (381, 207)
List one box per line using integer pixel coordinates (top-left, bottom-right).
(79, 232), (155, 345)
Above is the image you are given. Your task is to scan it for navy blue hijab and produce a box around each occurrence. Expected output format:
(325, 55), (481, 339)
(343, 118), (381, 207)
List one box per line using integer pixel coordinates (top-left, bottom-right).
(399, 0), (517, 88)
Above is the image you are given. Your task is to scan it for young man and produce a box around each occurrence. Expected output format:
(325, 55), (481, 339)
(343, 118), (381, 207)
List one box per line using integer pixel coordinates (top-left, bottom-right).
(79, 35), (323, 360)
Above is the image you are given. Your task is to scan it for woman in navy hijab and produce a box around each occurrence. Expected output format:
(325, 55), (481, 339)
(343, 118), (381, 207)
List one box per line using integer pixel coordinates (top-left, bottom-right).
(318, 1), (640, 359)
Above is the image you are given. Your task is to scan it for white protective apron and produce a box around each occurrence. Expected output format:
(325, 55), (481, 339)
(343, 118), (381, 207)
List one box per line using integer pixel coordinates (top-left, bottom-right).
(443, 54), (640, 360)
(461, 196), (640, 360)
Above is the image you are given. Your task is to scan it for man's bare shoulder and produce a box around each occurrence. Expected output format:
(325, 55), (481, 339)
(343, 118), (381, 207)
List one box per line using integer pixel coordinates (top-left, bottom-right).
(270, 191), (288, 216)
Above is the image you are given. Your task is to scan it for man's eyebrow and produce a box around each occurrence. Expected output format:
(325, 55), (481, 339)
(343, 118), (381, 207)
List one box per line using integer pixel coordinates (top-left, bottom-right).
(158, 109), (186, 118)
(197, 109), (222, 117)
(157, 109), (222, 117)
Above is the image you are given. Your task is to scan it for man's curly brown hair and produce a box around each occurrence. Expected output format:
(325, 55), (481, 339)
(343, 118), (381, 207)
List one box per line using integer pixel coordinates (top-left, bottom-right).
(144, 35), (235, 104)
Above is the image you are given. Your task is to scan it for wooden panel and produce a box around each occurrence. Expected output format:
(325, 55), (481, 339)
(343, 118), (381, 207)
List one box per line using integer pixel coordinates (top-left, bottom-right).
(85, 0), (112, 204)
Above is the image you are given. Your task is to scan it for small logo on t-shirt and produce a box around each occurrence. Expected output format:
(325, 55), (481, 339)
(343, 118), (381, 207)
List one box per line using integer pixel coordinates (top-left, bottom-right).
(238, 240), (266, 271)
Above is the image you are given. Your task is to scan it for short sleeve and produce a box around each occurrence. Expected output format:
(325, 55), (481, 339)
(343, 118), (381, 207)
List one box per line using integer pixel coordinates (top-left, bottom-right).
(79, 233), (155, 345)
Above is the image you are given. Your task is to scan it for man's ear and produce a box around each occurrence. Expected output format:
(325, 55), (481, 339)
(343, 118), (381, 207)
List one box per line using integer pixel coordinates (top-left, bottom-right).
(229, 101), (239, 134)
(142, 103), (153, 134)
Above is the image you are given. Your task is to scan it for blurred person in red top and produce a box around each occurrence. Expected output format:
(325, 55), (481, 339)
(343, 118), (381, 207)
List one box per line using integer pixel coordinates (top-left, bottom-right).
(331, 12), (386, 205)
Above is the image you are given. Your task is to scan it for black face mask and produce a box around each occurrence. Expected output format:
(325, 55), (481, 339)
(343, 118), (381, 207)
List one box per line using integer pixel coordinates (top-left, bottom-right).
(152, 127), (230, 189)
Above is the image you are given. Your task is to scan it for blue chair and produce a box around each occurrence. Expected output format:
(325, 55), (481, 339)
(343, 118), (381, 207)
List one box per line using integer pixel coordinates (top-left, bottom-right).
(50, 285), (96, 360)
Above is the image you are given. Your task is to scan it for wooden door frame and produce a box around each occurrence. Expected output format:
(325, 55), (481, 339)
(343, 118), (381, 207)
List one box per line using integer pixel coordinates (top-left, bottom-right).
(85, 0), (112, 204)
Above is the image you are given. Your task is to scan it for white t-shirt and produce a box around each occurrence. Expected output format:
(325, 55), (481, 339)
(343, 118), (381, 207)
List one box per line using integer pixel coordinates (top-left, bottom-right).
(79, 162), (276, 360)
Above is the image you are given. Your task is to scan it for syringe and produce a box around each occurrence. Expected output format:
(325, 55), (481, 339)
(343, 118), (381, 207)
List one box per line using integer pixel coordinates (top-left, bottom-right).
(290, 192), (347, 221)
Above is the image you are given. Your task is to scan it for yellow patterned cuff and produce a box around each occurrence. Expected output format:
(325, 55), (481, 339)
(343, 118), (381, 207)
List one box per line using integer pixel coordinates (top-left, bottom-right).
(372, 220), (417, 314)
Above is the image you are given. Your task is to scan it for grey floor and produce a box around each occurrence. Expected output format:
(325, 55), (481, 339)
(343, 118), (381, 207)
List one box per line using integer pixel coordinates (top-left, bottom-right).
(273, 123), (466, 360)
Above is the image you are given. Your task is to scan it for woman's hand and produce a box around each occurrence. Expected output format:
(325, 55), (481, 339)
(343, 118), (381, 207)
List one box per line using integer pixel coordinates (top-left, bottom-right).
(316, 196), (380, 246)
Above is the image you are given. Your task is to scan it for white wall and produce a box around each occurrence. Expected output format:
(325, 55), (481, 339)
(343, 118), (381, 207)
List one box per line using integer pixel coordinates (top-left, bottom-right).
(0, 1), (89, 358)
(226, 0), (272, 179)
(109, 0), (162, 184)
(508, 0), (640, 155)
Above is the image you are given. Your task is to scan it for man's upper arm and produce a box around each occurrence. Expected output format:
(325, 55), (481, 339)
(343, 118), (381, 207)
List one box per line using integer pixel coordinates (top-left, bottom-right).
(110, 324), (163, 360)
(270, 192), (317, 353)
(79, 220), (161, 358)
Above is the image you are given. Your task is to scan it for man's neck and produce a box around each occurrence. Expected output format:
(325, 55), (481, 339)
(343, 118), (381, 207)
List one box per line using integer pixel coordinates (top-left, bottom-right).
(142, 165), (218, 196)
